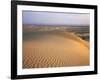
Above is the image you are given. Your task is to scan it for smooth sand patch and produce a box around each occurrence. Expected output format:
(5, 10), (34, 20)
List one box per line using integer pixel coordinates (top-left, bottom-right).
(23, 32), (89, 68)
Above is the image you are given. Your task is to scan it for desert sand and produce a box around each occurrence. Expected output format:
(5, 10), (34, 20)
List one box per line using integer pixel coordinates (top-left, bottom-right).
(23, 31), (89, 68)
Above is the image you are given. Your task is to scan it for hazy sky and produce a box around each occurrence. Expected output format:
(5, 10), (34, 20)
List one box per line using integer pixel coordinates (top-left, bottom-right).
(22, 11), (90, 26)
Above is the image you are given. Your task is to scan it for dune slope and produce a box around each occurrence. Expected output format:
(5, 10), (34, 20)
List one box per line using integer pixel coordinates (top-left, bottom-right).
(23, 31), (89, 68)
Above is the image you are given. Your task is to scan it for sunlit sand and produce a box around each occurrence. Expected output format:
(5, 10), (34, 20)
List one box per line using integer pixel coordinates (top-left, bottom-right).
(23, 31), (89, 68)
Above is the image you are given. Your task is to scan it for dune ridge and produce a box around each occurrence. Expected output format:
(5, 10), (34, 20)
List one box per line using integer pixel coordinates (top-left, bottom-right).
(62, 32), (89, 48)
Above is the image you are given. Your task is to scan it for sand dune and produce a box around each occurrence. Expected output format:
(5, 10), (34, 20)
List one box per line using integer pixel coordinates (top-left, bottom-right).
(23, 31), (89, 68)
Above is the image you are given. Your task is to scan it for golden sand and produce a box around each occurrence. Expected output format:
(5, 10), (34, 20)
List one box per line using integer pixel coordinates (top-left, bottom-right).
(23, 32), (89, 68)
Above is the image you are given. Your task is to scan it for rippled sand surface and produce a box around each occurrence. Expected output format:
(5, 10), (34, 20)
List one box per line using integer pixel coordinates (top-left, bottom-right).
(23, 31), (89, 68)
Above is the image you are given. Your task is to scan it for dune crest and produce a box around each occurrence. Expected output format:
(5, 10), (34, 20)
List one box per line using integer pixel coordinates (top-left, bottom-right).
(63, 32), (89, 48)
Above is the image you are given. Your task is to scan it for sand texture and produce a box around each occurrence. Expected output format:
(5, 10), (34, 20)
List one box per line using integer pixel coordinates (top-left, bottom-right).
(23, 31), (89, 68)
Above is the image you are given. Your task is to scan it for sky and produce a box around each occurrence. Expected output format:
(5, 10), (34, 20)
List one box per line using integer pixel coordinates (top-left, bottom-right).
(22, 11), (90, 26)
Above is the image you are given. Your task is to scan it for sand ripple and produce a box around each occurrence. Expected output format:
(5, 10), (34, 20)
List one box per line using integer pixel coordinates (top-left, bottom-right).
(23, 32), (89, 68)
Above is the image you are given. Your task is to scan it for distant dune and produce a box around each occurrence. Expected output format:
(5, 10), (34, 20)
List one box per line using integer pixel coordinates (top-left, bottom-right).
(23, 31), (89, 68)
